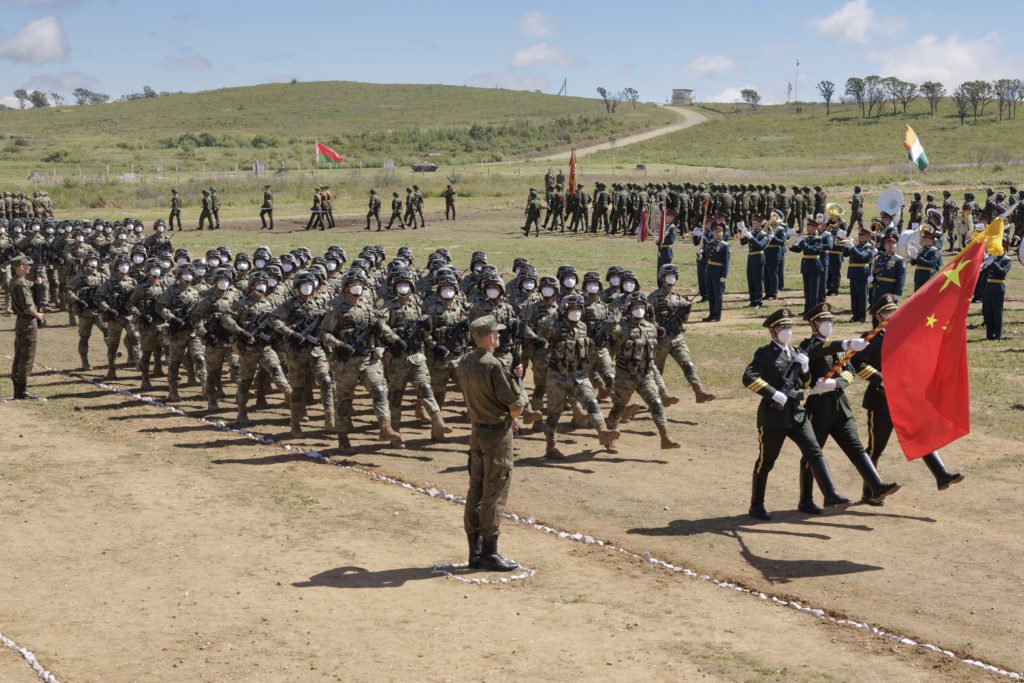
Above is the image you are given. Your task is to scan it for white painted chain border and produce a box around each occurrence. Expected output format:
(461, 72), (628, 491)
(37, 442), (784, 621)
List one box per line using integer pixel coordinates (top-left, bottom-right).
(431, 563), (536, 586)
(0, 631), (60, 683)
(10, 359), (1024, 681)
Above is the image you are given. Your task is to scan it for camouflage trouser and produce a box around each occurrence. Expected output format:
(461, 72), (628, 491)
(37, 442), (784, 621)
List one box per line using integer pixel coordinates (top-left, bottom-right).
(106, 317), (140, 364)
(1, 269), (11, 310)
(46, 266), (60, 306)
(285, 346), (334, 418)
(11, 317), (37, 387)
(655, 334), (701, 386)
(330, 355), (388, 432)
(204, 341), (232, 399)
(168, 331), (206, 379)
(384, 354), (440, 427)
(77, 312), (107, 360)
(543, 371), (601, 434)
(428, 355), (461, 407)
(464, 424), (514, 540)
(236, 345), (289, 407)
(608, 365), (666, 429)
(529, 351), (550, 408)
(586, 346), (615, 390)
(138, 323), (164, 354)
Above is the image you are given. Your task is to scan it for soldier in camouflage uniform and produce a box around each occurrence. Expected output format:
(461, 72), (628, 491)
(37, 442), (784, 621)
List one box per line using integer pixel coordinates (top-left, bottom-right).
(127, 259), (167, 391)
(522, 189), (542, 237)
(582, 271), (615, 398)
(318, 269), (403, 453)
(209, 187), (221, 229)
(426, 272), (469, 410)
(520, 275), (558, 411)
(169, 189), (183, 231)
(605, 293), (680, 449)
(192, 267), (238, 410)
(156, 264), (207, 402)
(366, 189), (382, 231)
(197, 190), (214, 231)
(386, 191), (405, 230)
(648, 264), (716, 403)
(539, 294), (620, 458)
(94, 252), (141, 379)
(66, 254), (109, 369)
(9, 255), (46, 398)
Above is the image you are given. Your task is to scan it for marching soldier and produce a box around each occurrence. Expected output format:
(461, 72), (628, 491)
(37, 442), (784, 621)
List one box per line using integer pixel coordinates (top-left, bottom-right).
(403, 188), (417, 228)
(156, 264), (207, 402)
(127, 259), (167, 391)
(94, 252), (140, 379)
(981, 239), (1012, 340)
(520, 275), (559, 411)
(739, 216), (768, 307)
(259, 185), (274, 230)
(305, 187), (324, 230)
(66, 254), (108, 369)
(322, 185), (335, 228)
(741, 308), (852, 520)
(197, 189), (214, 231)
(366, 189), (382, 231)
(908, 192), (923, 226)
(209, 187), (221, 229)
(797, 303), (900, 513)
(412, 184), (425, 227)
(649, 264), (716, 403)
(386, 191), (405, 230)
(941, 190), (957, 251)
(592, 182), (611, 234)
(570, 183), (590, 232)
(844, 225), (875, 323)
(522, 189), (542, 237)
(849, 185), (864, 230)
(8, 255), (45, 399)
(444, 184), (456, 220)
(703, 216), (729, 322)
(910, 219), (943, 291)
(870, 231), (905, 303)
(169, 189), (183, 231)
(851, 295), (965, 502)
(547, 184), (566, 231)
(426, 272), (469, 409)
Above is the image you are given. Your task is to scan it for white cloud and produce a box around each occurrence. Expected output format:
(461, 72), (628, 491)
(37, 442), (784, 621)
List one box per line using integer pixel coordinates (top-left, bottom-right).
(465, 71), (552, 92)
(510, 42), (573, 68)
(25, 70), (96, 93)
(810, 0), (903, 44)
(877, 33), (1015, 85)
(703, 85), (780, 105)
(0, 95), (21, 108)
(163, 54), (213, 70)
(684, 55), (736, 77)
(0, 16), (69, 64)
(517, 11), (556, 38)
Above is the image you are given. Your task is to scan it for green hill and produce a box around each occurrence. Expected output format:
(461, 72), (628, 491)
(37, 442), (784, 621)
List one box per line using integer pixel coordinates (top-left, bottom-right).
(0, 80), (674, 178)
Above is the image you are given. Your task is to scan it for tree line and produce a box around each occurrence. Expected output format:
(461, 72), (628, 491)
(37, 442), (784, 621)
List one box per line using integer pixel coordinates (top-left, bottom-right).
(4, 86), (180, 110)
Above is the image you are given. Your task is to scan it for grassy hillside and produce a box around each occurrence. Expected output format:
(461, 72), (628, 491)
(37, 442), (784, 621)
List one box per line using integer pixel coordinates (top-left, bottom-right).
(589, 97), (1024, 184)
(0, 81), (674, 179)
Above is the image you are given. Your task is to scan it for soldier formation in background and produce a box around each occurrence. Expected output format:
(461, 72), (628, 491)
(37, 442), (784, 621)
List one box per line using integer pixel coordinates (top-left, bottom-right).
(2, 191), (53, 220)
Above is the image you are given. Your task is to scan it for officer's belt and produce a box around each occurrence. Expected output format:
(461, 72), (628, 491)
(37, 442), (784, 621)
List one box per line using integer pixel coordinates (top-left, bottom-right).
(474, 421), (511, 430)
(658, 245), (672, 249)
(987, 278), (1005, 284)
(802, 255), (820, 260)
(707, 261), (724, 267)
(848, 263), (868, 267)
(877, 276), (897, 283)
(914, 265), (935, 271)
(748, 251), (763, 256)
(765, 245), (781, 249)
(826, 250), (843, 254)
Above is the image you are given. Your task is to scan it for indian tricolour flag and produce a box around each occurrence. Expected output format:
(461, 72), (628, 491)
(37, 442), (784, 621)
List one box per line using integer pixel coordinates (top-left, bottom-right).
(315, 140), (344, 168)
(903, 124), (928, 171)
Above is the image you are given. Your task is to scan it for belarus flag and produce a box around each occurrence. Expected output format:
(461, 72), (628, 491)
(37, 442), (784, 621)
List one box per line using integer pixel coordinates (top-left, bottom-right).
(315, 140), (344, 167)
(903, 124), (928, 171)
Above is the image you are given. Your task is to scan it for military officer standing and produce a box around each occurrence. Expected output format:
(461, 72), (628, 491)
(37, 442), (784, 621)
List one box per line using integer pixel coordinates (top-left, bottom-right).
(459, 315), (525, 572)
(843, 225), (875, 322)
(169, 189), (183, 231)
(8, 255), (45, 399)
(444, 184), (456, 220)
(703, 216), (729, 322)
(981, 240), (1012, 340)
(657, 216), (677, 272)
(870, 231), (905, 303)
(763, 210), (786, 300)
(259, 185), (274, 230)
(741, 308), (852, 520)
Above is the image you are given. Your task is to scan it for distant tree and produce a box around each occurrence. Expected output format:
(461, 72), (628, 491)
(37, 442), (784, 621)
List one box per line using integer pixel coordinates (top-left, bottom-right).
(863, 75), (885, 119)
(882, 77), (901, 114)
(992, 78), (1022, 120)
(952, 85), (970, 126)
(13, 89), (28, 109)
(816, 80), (835, 116)
(88, 91), (110, 105)
(50, 92), (65, 106)
(1014, 80), (1024, 119)
(72, 87), (90, 105)
(740, 88), (761, 110)
(920, 81), (945, 115)
(596, 86), (620, 113)
(28, 90), (50, 108)
(961, 80), (993, 121)
(621, 87), (640, 109)
(894, 80), (918, 114)
(143, 85), (157, 98)
(845, 77), (866, 117)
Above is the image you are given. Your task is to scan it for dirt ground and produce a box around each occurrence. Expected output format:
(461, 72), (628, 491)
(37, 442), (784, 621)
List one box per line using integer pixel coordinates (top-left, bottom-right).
(1, 212), (1022, 681)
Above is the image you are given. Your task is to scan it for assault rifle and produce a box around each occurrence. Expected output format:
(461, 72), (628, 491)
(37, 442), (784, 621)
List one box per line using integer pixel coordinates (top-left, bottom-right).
(399, 314), (431, 353)
(440, 318), (469, 356)
(660, 299), (693, 338)
(166, 301), (198, 334)
(289, 311), (326, 347)
(243, 311), (276, 345)
(105, 286), (134, 322)
(73, 284), (99, 313)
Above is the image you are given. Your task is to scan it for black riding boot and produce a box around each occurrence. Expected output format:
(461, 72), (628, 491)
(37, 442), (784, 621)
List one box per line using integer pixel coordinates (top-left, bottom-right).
(849, 451), (900, 503)
(797, 459), (824, 514)
(748, 471), (771, 521)
(467, 533), (483, 569)
(922, 452), (965, 490)
(809, 457), (853, 507)
(478, 537), (518, 572)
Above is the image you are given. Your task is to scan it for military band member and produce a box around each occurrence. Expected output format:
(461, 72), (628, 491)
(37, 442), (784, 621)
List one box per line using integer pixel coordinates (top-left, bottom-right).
(851, 295), (965, 503)
(844, 225), (875, 323)
(790, 217), (825, 313)
(657, 216), (677, 272)
(739, 216), (768, 307)
(910, 221), (943, 291)
(742, 308), (852, 521)
(764, 209), (787, 300)
(981, 240), (1012, 340)
(870, 231), (905, 303)
(703, 216), (729, 322)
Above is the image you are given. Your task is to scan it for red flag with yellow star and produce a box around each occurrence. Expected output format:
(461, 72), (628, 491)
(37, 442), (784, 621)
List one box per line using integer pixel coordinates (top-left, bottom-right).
(882, 219), (1006, 459)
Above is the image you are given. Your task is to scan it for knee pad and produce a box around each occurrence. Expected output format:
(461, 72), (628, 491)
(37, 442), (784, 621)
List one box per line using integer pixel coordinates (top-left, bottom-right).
(374, 386), (389, 404)
(585, 398), (600, 415)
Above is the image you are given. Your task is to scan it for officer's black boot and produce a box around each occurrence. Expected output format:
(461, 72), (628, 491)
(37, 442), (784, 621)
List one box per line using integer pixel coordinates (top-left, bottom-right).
(850, 451), (900, 502)
(748, 471), (771, 521)
(467, 533), (483, 569)
(809, 457), (853, 507)
(478, 538), (518, 572)
(797, 459), (824, 514)
(922, 452), (965, 490)
(13, 382), (27, 400)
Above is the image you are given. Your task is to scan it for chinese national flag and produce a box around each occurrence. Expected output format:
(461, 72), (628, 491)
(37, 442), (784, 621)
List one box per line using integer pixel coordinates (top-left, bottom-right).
(882, 219), (1005, 459)
(567, 149), (577, 198)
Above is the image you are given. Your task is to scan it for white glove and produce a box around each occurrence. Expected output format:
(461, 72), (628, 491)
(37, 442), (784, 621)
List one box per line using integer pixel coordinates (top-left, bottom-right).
(982, 255), (995, 269)
(794, 352), (809, 373)
(719, 277), (727, 283)
(795, 235), (805, 245)
(807, 378), (838, 395)
(742, 230), (753, 240)
(771, 390), (787, 407)
(867, 274), (874, 285)
(844, 338), (868, 352)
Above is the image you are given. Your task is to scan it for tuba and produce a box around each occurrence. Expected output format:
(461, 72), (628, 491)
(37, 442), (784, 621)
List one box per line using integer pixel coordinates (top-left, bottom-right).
(877, 189), (904, 228)
(825, 202), (845, 226)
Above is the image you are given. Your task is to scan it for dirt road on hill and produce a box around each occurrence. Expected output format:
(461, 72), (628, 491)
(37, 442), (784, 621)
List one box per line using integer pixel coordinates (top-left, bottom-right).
(532, 106), (707, 161)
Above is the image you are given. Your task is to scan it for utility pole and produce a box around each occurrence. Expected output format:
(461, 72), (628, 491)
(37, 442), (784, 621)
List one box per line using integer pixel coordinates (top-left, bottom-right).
(794, 59), (800, 103)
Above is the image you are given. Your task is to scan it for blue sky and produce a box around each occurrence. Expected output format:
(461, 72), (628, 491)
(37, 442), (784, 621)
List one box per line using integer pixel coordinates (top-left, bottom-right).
(1, 0), (1021, 108)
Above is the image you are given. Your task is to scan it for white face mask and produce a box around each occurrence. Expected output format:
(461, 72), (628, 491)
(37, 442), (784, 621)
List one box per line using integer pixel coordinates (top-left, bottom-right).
(775, 328), (793, 345)
(665, 274), (677, 285)
(562, 276), (577, 288)
(485, 287), (501, 300)
(216, 279), (231, 291)
(541, 286), (556, 299)
(473, 263), (484, 273)
(585, 282), (601, 294)
(76, 236), (85, 243)
(176, 257), (188, 265)
(181, 273), (194, 283)
(629, 306), (646, 320)
(149, 268), (162, 278)
(522, 280), (536, 291)
(195, 266), (207, 277)
(566, 309), (583, 322)
(622, 280), (637, 293)
(609, 276), (621, 287)
(396, 282), (412, 296)
(116, 233), (126, 241)
(268, 277), (279, 288)
(237, 262), (249, 272)
(254, 258), (266, 269)
(156, 226), (165, 233)
(161, 260), (172, 270)
(134, 226), (143, 234)
(132, 254), (144, 265)
(282, 263), (293, 273)
(254, 283), (268, 294)
(208, 257), (221, 267)
(326, 261), (338, 272)
(348, 284), (363, 297)
(299, 282), (315, 296)
(117, 263), (130, 274)
(817, 321), (833, 338)
(440, 287), (456, 300)
(86, 259), (98, 269)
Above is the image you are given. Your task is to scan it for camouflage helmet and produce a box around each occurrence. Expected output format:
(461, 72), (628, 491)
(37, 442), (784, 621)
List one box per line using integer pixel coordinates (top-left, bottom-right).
(560, 293), (586, 315)
(342, 268), (366, 287)
(605, 265), (624, 281)
(538, 275), (558, 294)
(174, 263), (195, 278)
(623, 292), (650, 316)
(293, 270), (318, 287)
(657, 263), (680, 282)
(480, 273), (505, 294)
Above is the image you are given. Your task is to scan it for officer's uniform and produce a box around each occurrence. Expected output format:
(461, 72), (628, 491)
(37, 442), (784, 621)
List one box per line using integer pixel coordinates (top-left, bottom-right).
(910, 230), (943, 291)
(791, 228), (824, 313)
(981, 251), (1012, 340)
(844, 231), (875, 322)
(8, 256), (41, 397)
(741, 225), (768, 307)
(657, 222), (676, 271)
(703, 226), (729, 321)
(870, 246), (905, 303)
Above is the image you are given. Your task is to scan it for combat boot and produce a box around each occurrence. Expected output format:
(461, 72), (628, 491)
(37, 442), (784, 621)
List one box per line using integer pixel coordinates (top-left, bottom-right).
(692, 383), (716, 403)
(657, 424), (680, 450)
(166, 361), (181, 403)
(848, 451), (899, 503)
(337, 433), (354, 455)
(288, 403), (304, 439)
(797, 460), (823, 514)
(467, 533), (483, 569)
(235, 405), (250, 427)
(544, 432), (565, 460)
(429, 410), (452, 442)
(619, 402), (644, 424)
(152, 356), (164, 377)
(659, 387), (680, 407)
(104, 358), (118, 380)
(571, 402), (590, 429)
(809, 457), (854, 507)
(323, 408), (336, 434)
(186, 366), (197, 387)
(595, 420), (620, 452)
(414, 398), (427, 424)
(12, 382), (27, 400)
(922, 452), (965, 490)
(79, 351), (91, 371)
(378, 416), (404, 447)
(520, 405), (543, 425)
(478, 538), (518, 572)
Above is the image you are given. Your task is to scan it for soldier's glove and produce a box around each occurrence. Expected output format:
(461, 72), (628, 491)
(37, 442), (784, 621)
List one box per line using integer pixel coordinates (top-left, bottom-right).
(241, 331), (255, 344)
(338, 343), (355, 359)
(392, 338), (408, 353)
(419, 314), (431, 324)
(843, 338), (868, 352)
(719, 277), (727, 283)
(794, 352), (809, 374)
(288, 330), (306, 346)
(656, 326), (667, 339)
(533, 337), (548, 349)
(170, 315), (185, 327)
(770, 390), (787, 408)
(104, 309), (118, 321)
(807, 378), (838, 395)
(434, 344), (450, 360)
